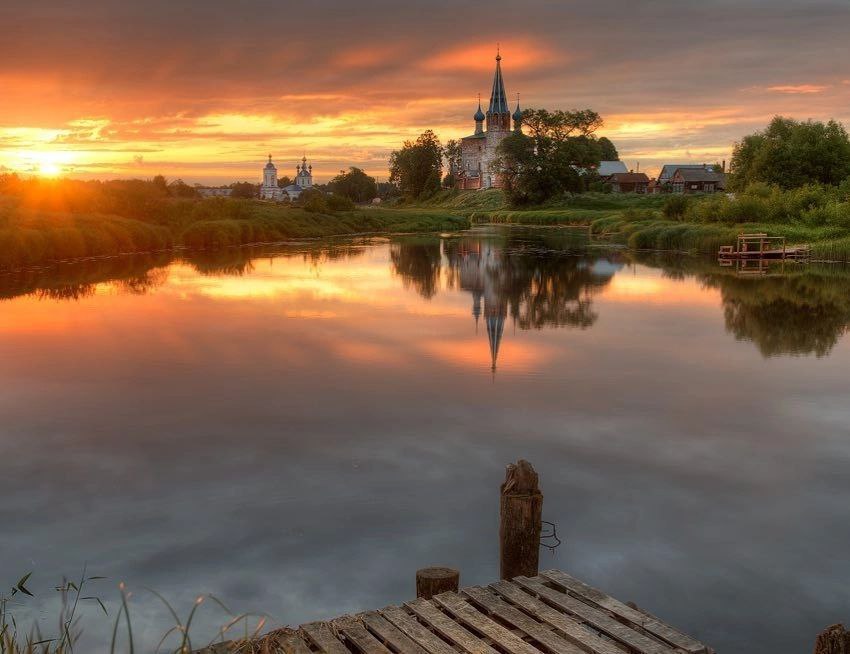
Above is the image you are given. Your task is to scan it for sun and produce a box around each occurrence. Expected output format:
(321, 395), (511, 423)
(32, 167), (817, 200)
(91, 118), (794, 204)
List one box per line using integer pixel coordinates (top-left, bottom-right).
(15, 150), (75, 177)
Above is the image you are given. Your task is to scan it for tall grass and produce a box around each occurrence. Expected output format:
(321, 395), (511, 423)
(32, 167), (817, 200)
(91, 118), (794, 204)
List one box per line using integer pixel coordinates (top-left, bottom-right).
(1, 571), (271, 654)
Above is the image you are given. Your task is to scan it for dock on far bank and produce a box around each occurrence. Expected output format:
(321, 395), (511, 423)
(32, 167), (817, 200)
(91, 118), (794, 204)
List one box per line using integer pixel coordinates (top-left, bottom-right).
(205, 568), (712, 654)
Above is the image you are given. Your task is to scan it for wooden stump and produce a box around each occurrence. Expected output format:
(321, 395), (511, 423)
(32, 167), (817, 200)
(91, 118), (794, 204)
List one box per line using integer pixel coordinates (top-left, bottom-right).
(499, 459), (543, 581)
(416, 567), (460, 599)
(814, 624), (850, 654)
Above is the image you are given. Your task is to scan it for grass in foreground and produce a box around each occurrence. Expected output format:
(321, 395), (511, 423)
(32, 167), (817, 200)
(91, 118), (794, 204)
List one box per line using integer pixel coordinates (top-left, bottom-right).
(1, 570), (271, 654)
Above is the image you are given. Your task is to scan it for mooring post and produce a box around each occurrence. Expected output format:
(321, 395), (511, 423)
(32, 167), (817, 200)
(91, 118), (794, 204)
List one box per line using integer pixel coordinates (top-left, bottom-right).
(415, 567), (460, 599)
(499, 459), (543, 580)
(814, 624), (850, 654)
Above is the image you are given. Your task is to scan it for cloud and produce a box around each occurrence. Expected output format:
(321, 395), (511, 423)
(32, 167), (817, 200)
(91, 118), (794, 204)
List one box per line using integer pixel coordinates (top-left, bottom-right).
(767, 84), (830, 94)
(1, 0), (849, 182)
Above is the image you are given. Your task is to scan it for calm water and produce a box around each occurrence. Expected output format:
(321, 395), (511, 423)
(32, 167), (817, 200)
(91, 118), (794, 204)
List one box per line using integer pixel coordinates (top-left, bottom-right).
(1, 226), (849, 653)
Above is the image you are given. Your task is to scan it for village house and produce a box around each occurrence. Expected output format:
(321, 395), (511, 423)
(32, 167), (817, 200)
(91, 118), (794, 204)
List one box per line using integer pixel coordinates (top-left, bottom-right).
(608, 172), (650, 193)
(195, 186), (232, 198)
(596, 161), (628, 177)
(670, 168), (727, 194)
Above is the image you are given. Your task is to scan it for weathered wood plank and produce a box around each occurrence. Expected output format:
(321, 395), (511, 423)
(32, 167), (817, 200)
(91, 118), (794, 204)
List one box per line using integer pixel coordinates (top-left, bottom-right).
(489, 581), (625, 654)
(404, 598), (497, 654)
(380, 605), (461, 654)
(512, 577), (675, 654)
(540, 571), (708, 654)
(359, 611), (431, 654)
(461, 586), (586, 654)
(301, 622), (350, 654)
(431, 591), (544, 654)
(334, 616), (394, 654)
(279, 633), (315, 654)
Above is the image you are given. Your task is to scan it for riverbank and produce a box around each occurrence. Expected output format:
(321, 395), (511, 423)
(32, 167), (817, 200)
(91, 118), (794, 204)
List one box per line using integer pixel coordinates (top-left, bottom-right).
(412, 188), (850, 261)
(0, 195), (468, 270)
(6, 185), (850, 270)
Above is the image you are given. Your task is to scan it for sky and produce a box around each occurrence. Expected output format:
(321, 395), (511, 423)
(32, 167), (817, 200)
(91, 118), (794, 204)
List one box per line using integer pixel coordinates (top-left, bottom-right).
(1, 0), (849, 183)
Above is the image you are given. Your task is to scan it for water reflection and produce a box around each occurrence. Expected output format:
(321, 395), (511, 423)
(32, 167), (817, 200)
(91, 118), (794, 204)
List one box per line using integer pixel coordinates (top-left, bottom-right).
(5, 230), (850, 362)
(2, 227), (850, 654)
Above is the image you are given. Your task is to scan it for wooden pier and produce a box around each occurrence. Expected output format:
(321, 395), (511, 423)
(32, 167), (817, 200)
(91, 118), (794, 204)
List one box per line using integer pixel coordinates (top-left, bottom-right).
(718, 233), (810, 260)
(199, 461), (715, 654)
(227, 569), (714, 654)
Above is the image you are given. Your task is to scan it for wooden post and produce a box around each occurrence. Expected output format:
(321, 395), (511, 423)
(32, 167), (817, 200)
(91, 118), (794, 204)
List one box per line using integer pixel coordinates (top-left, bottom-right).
(416, 567), (459, 599)
(814, 624), (850, 654)
(499, 459), (543, 581)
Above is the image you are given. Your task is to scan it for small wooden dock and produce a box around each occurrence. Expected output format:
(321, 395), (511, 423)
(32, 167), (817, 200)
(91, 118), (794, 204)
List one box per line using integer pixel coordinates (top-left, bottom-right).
(198, 461), (715, 654)
(231, 569), (712, 654)
(718, 233), (809, 260)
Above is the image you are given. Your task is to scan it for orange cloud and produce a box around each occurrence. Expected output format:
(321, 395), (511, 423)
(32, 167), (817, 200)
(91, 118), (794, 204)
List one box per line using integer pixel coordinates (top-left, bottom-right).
(422, 40), (562, 73)
(767, 84), (829, 94)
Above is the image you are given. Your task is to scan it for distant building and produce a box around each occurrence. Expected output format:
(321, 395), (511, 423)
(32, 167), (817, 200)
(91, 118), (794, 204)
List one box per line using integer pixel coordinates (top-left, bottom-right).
(670, 168), (727, 194)
(260, 155), (284, 200)
(456, 51), (523, 191)
(657, 164), (715, 186)
(608, 172), (650, 193)
(280, 156), (314, 201)
(596, 161), (628, 177)
(196, 186), (232, 198)
(259, 154), (315, 201)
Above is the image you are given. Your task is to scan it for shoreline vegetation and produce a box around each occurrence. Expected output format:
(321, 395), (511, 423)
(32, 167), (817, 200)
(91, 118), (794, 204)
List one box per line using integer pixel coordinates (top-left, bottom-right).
(5, 175), (850, 271)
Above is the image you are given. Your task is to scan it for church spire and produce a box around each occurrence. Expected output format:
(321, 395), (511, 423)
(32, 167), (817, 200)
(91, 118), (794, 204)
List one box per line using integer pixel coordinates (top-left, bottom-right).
(486, 49), (510, 131)
(486, 313), (505, 374)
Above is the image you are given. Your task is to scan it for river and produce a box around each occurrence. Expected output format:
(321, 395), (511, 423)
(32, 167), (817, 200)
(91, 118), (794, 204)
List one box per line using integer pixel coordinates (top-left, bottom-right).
(1, 226), (848, 653)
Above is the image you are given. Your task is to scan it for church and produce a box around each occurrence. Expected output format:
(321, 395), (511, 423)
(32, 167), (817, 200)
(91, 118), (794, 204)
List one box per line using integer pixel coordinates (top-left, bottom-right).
(259, 155), (314, 201)
(455, 51), (523, 190)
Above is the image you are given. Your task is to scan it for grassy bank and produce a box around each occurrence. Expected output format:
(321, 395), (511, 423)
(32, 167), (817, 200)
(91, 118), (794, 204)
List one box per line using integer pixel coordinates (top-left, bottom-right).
(0, 193), (467, 270)
(412, 187), (850, 260)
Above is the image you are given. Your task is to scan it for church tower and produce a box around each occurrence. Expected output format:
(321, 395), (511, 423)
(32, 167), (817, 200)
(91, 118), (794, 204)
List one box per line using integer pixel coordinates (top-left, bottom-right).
(486, 50), (511, 132)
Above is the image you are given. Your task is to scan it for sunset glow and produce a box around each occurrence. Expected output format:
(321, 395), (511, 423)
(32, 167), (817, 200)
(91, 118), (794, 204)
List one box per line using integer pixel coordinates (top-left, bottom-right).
(1, 1), (849, 182)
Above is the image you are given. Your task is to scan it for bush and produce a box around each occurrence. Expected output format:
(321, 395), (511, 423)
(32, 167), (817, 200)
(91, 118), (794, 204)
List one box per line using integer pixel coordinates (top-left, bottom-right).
(326, 194), (356, 212)
(662, 195), (690, 220)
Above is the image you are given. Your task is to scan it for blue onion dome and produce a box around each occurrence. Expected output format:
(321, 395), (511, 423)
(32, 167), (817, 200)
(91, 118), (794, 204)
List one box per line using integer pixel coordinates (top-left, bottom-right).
(474, 104), (486, 122)
(265, 154), (275, 169)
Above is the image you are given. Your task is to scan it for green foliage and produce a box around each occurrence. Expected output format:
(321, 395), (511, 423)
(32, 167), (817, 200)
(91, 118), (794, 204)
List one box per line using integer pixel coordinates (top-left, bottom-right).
(598, 137), (619, 161)
(494, 107), (606, 207)
(328, 167), (377, 203)
(662, 195), (690, 220)
(229, 182), (257, 199)
(730, 116), (850, 190)
(388, 130), (443, 199)
(326, 194), (356, 212)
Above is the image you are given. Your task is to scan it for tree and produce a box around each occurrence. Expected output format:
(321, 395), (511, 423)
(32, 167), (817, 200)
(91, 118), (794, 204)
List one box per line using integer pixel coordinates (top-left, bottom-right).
(168, 179), (198, 198)
(230, 182), (257, 198)
(276, 175), (293, 188)
(328, 167), (377, 203)
(494, 108), (606, 206)
(388, 130), (443, 199)
(730, 116), (850, 190)
(152, 175), (168, 194)
(598, 137), (619, 161)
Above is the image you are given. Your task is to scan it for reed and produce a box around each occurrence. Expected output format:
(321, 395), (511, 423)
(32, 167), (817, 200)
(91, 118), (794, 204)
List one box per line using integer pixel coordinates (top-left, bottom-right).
(1, 571), (269, 654)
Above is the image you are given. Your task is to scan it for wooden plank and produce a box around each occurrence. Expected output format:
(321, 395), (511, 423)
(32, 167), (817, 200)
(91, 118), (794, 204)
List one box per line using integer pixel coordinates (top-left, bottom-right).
(301, 622), (350, 654)
(512, 578), (674, 654)
(431, 592), (541, 654)
(540, 571), (708, 654)
(461, 586), (586, 654)
(279, 633), (315, 654)
(489, 581), (625, 654)
(334, 616), (394, 654)
(404, 598), (498, 654)
(380, 605), (461, 654)
(359, 611), (431, 654)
